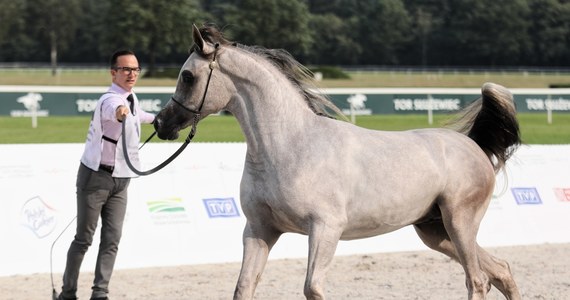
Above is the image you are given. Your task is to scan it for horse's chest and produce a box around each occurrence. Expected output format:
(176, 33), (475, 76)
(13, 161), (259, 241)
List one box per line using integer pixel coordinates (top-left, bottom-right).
(241, 177), (312, 232)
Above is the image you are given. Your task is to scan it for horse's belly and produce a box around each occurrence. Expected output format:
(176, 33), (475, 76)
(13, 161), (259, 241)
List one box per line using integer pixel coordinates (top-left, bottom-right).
(341, 224), (408, 240)
(266, 207), (413, 239)
(340, 193), (439, 240)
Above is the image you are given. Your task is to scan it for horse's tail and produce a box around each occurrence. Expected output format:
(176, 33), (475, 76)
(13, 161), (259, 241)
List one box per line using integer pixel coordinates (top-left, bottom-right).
(448, 82), (521, 172)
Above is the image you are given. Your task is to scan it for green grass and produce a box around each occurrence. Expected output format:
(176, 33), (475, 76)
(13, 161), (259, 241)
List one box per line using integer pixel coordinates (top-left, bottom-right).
(1, 69), (570, 88)
(1, 113), (568, 144)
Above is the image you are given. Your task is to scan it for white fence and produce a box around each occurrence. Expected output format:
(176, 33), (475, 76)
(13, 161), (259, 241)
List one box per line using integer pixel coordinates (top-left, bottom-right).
(1, 143), (570, 276)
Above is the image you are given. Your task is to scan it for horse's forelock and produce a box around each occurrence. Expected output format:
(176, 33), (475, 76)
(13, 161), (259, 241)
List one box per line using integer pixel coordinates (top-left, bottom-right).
(200, 26), (229, 44)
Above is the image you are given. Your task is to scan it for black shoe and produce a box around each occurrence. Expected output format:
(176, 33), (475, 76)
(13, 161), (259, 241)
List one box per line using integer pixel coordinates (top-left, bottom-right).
(57, 293), (78, 300)
(90, 297), (109, 300)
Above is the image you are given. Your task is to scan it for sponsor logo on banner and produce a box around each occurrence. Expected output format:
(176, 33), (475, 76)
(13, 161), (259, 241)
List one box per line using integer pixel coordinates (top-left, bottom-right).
(393, 97), (461, 111)
(20, 196), (57, 238)
(0, 164), (33, 179)
(11, 92), (50, 117)
(525, 97), (570, 111)
(554, 188), (570, 202)
(511, 187), (542, 205)
(203, 198), (240, 218)
(76, 98), (163, 113)
(146, 197), (190, 225)
(342, 94), (372, 115)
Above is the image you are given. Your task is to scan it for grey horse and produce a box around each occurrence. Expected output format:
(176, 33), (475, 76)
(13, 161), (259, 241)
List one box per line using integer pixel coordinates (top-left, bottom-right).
(153, 25), (522, 300)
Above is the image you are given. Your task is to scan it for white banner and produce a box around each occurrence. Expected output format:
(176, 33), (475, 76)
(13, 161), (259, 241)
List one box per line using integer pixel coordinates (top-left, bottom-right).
(1, 143), (569, 276)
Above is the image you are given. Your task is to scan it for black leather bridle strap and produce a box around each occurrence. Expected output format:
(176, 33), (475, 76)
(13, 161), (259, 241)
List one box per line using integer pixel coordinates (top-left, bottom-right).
(170, 96), (200, 114)
(138, 130), (156, 150)
(169, 43), (220, 116)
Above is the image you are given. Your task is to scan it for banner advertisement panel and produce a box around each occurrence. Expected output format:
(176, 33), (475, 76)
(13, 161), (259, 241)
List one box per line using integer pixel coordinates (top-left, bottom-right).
(1, 86), (569, 116)
(1, 143), (569, 276)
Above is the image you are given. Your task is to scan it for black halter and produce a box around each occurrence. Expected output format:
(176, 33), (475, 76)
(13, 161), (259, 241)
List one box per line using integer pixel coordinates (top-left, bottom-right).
(122, 43), (219, 176)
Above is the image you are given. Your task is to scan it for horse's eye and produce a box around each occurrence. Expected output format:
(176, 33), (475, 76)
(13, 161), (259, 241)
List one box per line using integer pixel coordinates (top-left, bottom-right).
(181, 71), (194, 84)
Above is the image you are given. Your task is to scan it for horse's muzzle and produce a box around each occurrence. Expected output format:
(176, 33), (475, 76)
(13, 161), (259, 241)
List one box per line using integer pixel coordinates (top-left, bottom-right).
(153, 118), (180, 140)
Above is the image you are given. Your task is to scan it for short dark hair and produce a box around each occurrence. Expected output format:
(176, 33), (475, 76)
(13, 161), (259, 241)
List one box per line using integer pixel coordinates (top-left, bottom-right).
(110, 49), (136, 68)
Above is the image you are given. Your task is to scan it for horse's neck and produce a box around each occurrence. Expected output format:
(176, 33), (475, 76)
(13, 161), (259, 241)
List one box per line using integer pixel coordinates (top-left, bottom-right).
(231, 81), (313, 149)
(225, 57), (315, 162)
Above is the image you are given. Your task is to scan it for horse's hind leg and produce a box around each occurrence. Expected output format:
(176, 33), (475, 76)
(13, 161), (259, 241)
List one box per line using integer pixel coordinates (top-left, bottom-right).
(234, 221), (281, 300)
(477, 246), (520, 299)
(414, 221), (521, 300)
(443, 208), (491, 299)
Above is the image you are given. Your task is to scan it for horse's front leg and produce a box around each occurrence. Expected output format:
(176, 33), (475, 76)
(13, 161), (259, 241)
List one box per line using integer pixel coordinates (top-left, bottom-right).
(304, 221), (343, 300)
(233, 221), (281, 300)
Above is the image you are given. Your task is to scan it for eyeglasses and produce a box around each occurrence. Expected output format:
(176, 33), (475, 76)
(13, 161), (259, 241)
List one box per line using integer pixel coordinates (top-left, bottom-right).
(113, 66), (142, 75)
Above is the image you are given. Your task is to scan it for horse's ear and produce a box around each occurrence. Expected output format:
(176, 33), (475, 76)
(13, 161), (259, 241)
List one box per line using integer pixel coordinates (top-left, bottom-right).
(192, 24), (216, 55)
(192, 24), (205, 51)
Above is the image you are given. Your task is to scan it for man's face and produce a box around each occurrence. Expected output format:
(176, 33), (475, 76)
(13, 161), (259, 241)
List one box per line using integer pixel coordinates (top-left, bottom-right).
(111, 54), (140, 92)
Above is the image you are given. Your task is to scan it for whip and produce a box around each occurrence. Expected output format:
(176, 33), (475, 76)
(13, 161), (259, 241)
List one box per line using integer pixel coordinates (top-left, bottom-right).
(50, 216), (77, 300)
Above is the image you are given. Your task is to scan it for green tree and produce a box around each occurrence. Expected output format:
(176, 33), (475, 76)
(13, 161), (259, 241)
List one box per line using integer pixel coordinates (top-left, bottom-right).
(27, 0), (81, 75)
(219, 0), (313, 60)
(527, 0), (570, 66)
(306, 0), (343, 15)
(0, 0), (28, 61)
(1, 0), (569, 68)
(0, 0), (24, 42)
(350, 0), (412, 65)
(436, 0), (531, 66)
(100, 0), (205, 76)
(326, 0), (361, 18)
(415, 8), (434, 66)
(307, 13), (360, 65)
(403, 1), (442, 66)
(64, 0), (109, 64)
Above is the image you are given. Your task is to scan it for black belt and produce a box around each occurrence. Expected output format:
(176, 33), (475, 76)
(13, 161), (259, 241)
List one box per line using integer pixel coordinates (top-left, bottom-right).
(99, 164), (115, 173)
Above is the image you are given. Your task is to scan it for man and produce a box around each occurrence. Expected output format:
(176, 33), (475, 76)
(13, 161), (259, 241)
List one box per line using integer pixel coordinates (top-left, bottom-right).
(58, 50), (155, 300)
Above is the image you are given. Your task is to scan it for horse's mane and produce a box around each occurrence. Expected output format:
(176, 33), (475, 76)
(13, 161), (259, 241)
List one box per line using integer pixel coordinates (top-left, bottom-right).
(195, 24), (344, 119)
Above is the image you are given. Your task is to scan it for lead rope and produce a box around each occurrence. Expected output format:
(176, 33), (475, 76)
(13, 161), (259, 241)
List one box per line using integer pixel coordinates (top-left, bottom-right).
(121, 114), (199, 176)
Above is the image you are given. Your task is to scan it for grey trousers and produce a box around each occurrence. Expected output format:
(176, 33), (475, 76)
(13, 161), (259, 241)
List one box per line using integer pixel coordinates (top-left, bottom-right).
(61, 163), (130, 299)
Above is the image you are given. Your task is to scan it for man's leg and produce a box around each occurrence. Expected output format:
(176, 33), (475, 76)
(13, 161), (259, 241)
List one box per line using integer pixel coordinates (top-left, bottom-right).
(91, 177), (129, 299)
(61, 164), (110, 299)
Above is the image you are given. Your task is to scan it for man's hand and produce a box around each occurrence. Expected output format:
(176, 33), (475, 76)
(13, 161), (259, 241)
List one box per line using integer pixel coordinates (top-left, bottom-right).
(116, 105), (130, 122)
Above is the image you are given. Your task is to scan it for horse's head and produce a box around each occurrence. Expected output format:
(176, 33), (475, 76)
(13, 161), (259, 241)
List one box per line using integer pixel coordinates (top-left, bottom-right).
(154, 24), (235, 140)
